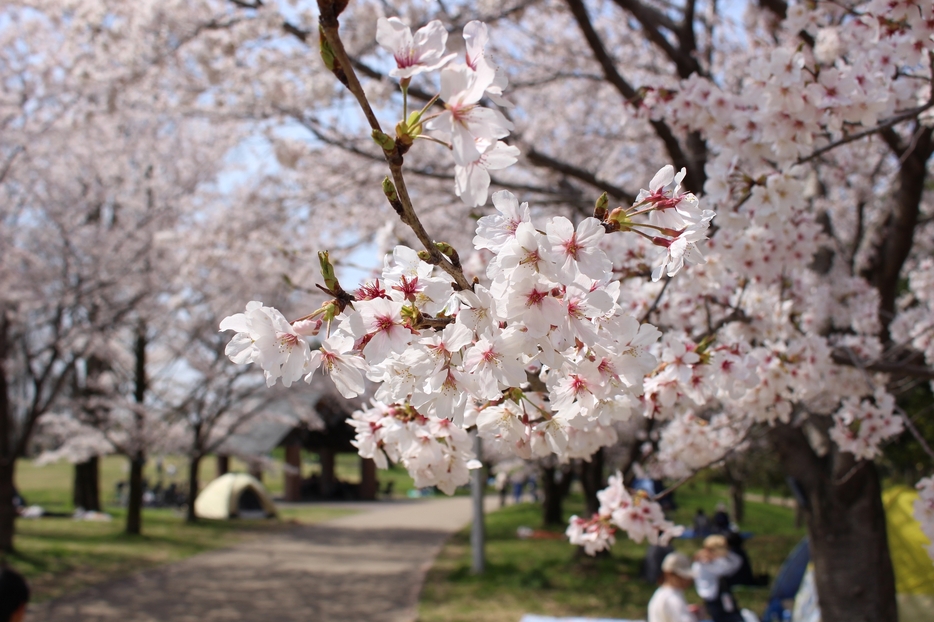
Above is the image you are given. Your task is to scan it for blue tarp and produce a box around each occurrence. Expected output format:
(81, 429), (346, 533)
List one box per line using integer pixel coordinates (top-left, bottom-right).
(771, 538), (809, 601)
(762, 538), (810, 621)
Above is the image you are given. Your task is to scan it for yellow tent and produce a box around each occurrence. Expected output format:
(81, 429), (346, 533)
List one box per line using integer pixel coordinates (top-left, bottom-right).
(194, 473), (277, 520)
(883, 486), (934, 622)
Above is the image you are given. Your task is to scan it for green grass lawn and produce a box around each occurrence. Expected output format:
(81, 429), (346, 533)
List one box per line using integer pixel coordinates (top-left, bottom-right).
(419, 483), (804, 622)
(7, 455), (361, 602)
(16, 451), (417, 511)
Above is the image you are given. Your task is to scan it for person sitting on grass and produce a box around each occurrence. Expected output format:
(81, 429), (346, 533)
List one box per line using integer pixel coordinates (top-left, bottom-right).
(0, 567), (29, 622)
(693, 535), (744, 622)
(648, 552), (700, 622)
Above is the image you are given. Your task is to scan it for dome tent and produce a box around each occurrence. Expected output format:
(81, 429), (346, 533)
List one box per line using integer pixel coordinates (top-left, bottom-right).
(194, 473), (277, 520)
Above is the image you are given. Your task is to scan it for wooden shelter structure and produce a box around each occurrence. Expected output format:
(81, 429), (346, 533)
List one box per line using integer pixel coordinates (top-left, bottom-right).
(217, 379), (377, 501)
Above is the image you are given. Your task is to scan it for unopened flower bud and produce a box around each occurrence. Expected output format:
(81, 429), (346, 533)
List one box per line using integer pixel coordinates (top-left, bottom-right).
(318, 28), (336, 71)
(320, 298), (342, 321)
(606, 207), (633, 231)
(292, 318), (323, 337)
(382, 177), (403, 216)
(382, 177), (398, 202)
(318, 26), (347, 85)
(394, 121), (415, 151)
(400, 303), (422, 329)
(318, 251), (339, 291)
(372, 129), (396, 152)
(434, 241), (460, 266)
(417, 250), (432, 262)
(594, 192), (609, 220)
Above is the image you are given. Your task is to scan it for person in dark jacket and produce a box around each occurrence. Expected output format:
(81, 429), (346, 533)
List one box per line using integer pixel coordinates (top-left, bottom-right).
(725, 531), (756, 587)
(712, 502), (731, 534)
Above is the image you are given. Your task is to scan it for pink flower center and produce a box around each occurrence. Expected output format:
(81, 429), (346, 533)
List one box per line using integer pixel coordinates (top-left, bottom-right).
(394, 48), (420, 69)
(562, 234), (582, 259)
(374, 315), (396, 333)
(277, 332), (299, 351)
(525, 287), (548, 308)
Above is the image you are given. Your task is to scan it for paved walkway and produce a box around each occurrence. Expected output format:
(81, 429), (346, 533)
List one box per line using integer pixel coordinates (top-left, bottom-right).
(30, 496), (496, 622)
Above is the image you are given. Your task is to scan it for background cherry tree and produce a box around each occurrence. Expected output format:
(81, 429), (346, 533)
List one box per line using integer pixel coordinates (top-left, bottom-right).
(218, 2), (934, 621)
(3, 1), (933, 620)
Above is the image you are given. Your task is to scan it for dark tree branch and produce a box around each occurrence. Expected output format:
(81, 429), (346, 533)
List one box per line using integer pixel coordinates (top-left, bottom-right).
(525, 147), (636, 204)
(564, 0), (703, 192)
(831, 350), (934, 381)
(611, 0), (703, 79)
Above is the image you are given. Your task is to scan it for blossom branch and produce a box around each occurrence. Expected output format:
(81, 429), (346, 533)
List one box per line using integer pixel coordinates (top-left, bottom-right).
(317, 9), (472, 291)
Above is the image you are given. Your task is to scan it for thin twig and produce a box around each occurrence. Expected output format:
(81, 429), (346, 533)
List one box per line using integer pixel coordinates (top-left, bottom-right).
(317, 14), (473, 291)
(639, 277), (670, 324)
(838, 345), (934, 463)
(651, 426), (756, 501)
(796, 101), (934, 166)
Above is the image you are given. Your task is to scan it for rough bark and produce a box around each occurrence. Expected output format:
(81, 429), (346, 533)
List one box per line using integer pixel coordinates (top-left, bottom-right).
(769, 424), (897, 622)
(73, 456), (101, 512)
(186, 453), (201, 523)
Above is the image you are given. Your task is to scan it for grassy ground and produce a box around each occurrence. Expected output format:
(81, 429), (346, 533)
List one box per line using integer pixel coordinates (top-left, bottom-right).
(419, 482), (804, 622)
(16, 451), (416, 511)
(7, 455), (361, 602)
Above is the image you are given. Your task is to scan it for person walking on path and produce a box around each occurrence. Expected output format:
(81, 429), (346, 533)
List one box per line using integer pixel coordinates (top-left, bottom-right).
(647, 552), (699, 622)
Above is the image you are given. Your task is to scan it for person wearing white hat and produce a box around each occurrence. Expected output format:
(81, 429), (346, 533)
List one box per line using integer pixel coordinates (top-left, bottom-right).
(693, 534), (744, 622)
(647, 552), (699, 622)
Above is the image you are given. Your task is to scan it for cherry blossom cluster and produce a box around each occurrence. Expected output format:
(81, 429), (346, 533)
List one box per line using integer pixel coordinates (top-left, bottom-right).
(828, 390), (903, 460)
(914, 477), (934, 561)
(641, 335), (759, 420)
(652, 413), (750, 479)
(618, 166), (716, 282)
(648, 2), (933, 171)
(566, 471), (683, 554)
(220, 165), (719, 493)
(376, 17), (518, 207)
(348, 400), (478, 494)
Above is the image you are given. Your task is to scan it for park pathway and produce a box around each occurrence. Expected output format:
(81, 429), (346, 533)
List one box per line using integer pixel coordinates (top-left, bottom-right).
(29, 496), (496, 622)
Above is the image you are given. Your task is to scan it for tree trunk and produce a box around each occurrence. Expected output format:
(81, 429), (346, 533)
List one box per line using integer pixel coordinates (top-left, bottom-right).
(0, 459), (15, 554)
(730, 480), (744, 525)
(579, 448), (605, 516)
(0, 315), (16, 553)
(770, 424), (897, 621)
(723, 464), (745, 525)
(73, 456), (101, 512)
(126, 322), (147, 536)
(541, 465), (563, 526)
(541, 463), (574, 526)
(186, 453), (201, 523)
(125, 453), (145, 535)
